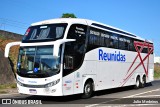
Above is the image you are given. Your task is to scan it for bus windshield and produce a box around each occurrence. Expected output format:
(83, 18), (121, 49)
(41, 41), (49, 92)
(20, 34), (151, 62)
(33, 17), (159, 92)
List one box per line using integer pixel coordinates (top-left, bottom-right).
(17, 45), (61, 78)
(22, 23), (67, 42)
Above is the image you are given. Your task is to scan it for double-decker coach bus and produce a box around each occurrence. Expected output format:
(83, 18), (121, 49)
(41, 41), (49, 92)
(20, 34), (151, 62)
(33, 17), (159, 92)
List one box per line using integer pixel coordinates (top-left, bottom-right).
(5, 18), (154, 98)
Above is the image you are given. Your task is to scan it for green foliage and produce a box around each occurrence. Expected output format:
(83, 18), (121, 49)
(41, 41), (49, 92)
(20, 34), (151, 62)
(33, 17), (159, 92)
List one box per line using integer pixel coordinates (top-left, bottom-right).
(10, 83), (17, 88)
(61, 13), (77, 18)
(154, 64), (160, 78)
(154, 72), (160, 78)
(0, 83), (17, 94)
(0, 35), (6, 40)
(0, 83), (17, 89)
(0, 90), (7, 94)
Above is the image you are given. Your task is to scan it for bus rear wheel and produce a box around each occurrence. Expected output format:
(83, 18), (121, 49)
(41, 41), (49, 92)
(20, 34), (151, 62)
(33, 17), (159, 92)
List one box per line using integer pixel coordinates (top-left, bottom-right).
(140, 76), (146, 88)
(134, 77), (140, 89)
(81, 81), (93, 99)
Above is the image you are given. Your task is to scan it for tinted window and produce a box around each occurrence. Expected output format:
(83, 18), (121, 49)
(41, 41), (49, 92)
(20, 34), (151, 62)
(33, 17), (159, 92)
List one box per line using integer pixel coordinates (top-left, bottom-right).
(119, 35), (130, 50)
(110, 34), (118, 48)
(129, 39), (136, 51)
(22, 23), (67, 42)
(86, 26), (153, 55)
(87, 27), (111, 51)
(63, 24), (87, 76)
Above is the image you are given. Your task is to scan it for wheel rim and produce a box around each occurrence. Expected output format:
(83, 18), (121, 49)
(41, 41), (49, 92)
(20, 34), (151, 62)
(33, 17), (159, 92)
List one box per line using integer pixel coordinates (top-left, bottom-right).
(144, 77), (146, 83)
(85, 84), (91, 95)
(136, 79), (139, 87)
(142, 79), (144, 84)
(142, 77), (146, 85)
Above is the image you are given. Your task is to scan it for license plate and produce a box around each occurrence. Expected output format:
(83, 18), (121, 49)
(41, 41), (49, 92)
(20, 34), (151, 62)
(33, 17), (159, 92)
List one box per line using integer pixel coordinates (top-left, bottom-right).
(29, 89), (37, 94)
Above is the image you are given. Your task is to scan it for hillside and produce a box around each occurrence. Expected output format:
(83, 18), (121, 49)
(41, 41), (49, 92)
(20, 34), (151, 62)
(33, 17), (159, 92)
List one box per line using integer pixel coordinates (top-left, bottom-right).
(0, 30), (22, 85)
(0, 30), (22, 40)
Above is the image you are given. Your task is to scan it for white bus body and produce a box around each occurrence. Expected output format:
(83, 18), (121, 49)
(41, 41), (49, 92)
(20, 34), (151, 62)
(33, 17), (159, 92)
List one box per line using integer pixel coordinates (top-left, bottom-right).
(5, 18), (154, 98)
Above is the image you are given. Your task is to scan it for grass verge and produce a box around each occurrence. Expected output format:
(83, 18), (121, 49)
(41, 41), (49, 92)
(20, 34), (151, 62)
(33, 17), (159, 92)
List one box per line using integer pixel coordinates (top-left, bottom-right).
(0, 90), (8, 94)
(154, 72), (160, 79)
(154, 64), (160, 79)
(0, 83), (17, 94)
(0, 83), (17, 90)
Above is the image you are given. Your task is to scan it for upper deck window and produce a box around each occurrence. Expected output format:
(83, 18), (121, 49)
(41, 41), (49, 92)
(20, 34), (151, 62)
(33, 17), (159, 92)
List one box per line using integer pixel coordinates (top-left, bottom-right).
(22, 23), (67, 43)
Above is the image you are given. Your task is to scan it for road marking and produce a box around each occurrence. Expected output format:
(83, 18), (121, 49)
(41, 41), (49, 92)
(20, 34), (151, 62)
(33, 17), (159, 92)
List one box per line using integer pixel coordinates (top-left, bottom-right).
(133, 95), (160, 98)
(85, 98), (123, 107)
(97, 104), (160, 107)
(123, 88), (160, 98)
(86, 88), (160, 107)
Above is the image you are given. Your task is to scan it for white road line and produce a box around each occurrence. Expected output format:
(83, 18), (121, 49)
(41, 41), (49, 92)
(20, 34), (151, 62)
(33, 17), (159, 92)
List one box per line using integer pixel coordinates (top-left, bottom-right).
(97, 104), (160, 107)
(123, 88), (160, 98)
(85, 98), (123, 107)
(86, 88), (160, 107)
(133, 95), (160, 98)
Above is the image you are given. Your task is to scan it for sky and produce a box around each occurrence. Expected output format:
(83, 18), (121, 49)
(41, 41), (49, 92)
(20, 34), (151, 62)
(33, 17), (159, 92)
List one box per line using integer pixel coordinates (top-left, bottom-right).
(0, 0), (160, 56)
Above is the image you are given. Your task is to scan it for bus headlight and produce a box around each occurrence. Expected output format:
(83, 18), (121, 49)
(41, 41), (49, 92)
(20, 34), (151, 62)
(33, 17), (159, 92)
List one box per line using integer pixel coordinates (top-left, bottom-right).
(45, 79), (60, 88)
(17, 80), (23, 86)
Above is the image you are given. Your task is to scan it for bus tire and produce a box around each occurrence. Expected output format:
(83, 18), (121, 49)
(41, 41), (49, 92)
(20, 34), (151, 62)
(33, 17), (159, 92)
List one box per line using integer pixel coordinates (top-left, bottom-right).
(147, 82), (152, 86)
(140, 76), (146, 88)
(81, 81), (93, 99)
(134, 76), (140, 89)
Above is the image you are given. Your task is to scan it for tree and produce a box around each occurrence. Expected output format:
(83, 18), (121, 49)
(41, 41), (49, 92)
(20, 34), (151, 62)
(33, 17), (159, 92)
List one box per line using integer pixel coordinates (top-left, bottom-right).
(61, 13), (77, 18)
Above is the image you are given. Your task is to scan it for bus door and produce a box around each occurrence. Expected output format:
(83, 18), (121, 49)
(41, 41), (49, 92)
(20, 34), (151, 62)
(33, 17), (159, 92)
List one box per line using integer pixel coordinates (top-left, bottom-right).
(62, 24), (87, 95)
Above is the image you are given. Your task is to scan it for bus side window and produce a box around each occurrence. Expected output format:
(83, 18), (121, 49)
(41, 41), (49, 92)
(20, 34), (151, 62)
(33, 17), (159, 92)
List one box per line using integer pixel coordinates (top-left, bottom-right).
(129, 39), (136, 52)
(110, 34), (118, 49)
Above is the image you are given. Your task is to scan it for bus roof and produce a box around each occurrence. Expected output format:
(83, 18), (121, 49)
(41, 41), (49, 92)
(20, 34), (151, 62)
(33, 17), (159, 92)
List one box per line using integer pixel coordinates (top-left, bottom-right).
(31, 18), (153, 43)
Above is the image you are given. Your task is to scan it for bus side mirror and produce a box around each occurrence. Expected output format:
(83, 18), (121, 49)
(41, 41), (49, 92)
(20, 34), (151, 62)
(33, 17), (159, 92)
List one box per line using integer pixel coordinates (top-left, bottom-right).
(4, 41), (21, 57)
(64, 55), (74, 69)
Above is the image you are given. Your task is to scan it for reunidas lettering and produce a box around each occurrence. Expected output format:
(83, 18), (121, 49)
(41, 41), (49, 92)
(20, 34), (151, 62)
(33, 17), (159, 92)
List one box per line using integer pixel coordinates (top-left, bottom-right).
(98, 49), (126, 62)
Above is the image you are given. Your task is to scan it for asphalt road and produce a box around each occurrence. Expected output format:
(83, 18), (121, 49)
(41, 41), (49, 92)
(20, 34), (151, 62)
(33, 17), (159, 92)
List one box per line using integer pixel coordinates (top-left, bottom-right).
(1, 80), (160, 107)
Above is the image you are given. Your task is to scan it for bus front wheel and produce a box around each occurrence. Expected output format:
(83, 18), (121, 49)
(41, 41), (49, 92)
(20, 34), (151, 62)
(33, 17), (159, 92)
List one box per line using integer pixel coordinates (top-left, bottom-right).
(81, 81), (93, 99)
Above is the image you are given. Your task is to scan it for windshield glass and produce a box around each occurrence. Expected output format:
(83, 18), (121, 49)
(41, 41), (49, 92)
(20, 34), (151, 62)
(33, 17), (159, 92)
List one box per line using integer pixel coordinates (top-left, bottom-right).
(22, 23), (67, 42)
(17, 46), (61, 78)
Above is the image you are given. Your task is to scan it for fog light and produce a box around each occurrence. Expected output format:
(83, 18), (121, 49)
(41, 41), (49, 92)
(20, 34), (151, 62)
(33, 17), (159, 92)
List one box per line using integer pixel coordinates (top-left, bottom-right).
(44, 87), (50, 93)
(51, 89), (56, 93)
